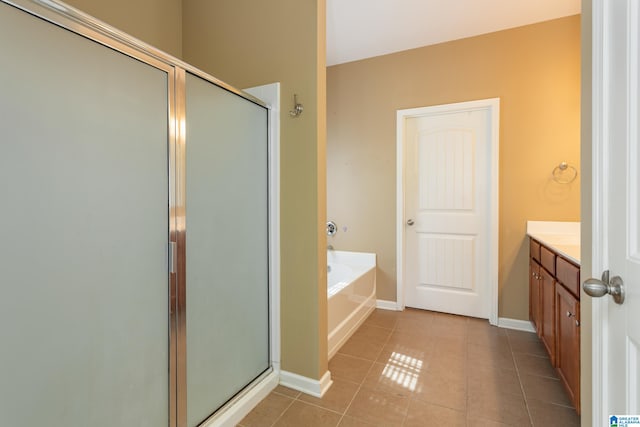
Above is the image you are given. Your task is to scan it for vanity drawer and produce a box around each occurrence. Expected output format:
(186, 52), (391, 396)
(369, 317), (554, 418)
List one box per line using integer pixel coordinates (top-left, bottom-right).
(530, 239), (541, 262)
(557, 256), (580, 297)
(541, 246), (556, 275)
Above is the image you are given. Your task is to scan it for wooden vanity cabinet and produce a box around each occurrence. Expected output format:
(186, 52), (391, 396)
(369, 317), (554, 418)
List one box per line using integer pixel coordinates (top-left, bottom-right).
(529, 237), (581, 413)
(539, 266), (556, 365)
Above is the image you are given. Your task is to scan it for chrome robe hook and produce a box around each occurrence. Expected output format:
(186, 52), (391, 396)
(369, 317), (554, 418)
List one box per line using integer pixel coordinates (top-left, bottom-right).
(289, 94), (303, 117)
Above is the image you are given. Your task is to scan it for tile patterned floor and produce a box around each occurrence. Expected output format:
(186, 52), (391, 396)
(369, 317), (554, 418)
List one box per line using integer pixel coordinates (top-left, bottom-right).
(238, 308), (580, 427)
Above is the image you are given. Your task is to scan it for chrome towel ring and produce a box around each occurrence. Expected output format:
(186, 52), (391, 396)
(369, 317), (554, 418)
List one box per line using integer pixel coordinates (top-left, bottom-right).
(552, 161), (578, 184)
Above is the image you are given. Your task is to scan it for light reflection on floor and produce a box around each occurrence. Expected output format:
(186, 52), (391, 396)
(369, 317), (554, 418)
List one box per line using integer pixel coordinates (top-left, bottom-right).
(382, 351), (423, 391)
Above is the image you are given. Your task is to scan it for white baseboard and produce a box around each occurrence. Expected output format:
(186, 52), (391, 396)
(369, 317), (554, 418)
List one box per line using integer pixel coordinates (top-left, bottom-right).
(376, 299), (400, 311)
(203, 370), (278, 427)
(279, 370), (333, 398)
(498, 317), (536, 333)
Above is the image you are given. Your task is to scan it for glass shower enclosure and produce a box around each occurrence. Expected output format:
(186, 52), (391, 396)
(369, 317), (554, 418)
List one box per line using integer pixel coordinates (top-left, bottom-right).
(0, 1), (273, 426)
(184, 73), (270, 426)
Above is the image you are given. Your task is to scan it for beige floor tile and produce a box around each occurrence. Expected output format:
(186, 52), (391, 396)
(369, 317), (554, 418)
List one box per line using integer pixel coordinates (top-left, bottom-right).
(386, 329), (432, 344)
(506, 329), (538, 342)
(468, 365), (523, 397)
(468, 342), (516, 370)
(429, 319), (468, 338)
(527, 398), (580, 427)
(298, 378), (360, 414)
(329, 354), (374, 384)
(467, 389), (530, 426)
(466, 417), (516, 427)
(361, 361), (425, 398)
(404, 400), (466, 427)
(520, 373), (572, 406)
(509, 338), (548, 358)
(272, 385), (301, 399)
(468, 330), (511, 349)
(513, 353), (558, 379)
(412, 370), (467, 410)
(395, 315), (432, 330)
(468, 341), (512, 355)
(350, 324), (392, 345)
(345, 388), (409, 427)
(363, 309), (399, 330)
(428, 352), (467, 376)
(240, 392), (294, 427)
(244, 310), (583, 427)
(337, 415), (378, 426)
(385, 328), (433, 345)
(338, 336), (385, 361)
(273, 401), (342, 427)
(430, 334), (467, 359)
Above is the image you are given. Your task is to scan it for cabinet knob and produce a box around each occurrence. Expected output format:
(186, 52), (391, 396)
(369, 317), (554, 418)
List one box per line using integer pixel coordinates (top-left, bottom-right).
(575, 319), (580, 327)
(566, 311), (573, 318)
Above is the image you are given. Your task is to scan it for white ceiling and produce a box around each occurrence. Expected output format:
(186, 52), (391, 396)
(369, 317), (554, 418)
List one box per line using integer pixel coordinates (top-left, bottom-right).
(326, 0), (581, 66)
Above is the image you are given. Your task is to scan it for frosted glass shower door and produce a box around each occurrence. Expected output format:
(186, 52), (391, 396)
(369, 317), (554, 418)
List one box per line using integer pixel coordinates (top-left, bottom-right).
(0, 3), (171, 426)
(185, 73), (270, 426)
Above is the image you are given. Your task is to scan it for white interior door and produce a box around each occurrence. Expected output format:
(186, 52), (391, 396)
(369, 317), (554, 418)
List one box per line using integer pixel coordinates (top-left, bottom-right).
(590, 0), (640, 423)
(400, 99), (499, 320)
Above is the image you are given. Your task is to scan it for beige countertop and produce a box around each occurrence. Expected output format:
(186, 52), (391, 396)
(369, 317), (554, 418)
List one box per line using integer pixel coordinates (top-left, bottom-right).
(526, 221), (580, 265)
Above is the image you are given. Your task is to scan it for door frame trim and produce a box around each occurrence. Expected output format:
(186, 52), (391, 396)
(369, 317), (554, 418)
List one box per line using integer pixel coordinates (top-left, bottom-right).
(396, 98), (500, 325)
(590, 0), (607, 424)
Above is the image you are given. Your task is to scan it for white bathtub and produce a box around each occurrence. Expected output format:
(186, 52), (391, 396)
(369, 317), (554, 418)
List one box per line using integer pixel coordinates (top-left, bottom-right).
(327, 250), (376, 359)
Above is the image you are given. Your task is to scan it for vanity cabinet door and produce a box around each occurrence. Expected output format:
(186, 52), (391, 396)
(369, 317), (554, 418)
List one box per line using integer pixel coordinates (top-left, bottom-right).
(529, 259), (542, 336)
(555, 282), (580, 413)
(539, 267), (556, 365)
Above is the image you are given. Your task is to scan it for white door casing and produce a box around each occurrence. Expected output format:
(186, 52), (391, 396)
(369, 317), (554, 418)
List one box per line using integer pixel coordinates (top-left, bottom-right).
(397, 99), (499, 324)
(591, 0), (640, 423)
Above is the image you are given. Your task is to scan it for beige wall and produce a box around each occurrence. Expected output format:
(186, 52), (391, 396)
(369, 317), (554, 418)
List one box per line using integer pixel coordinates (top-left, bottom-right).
(327, 16), (581, 320)
(182, 0), (328, 380)
(64, 0), (182, 57)
(579, 0), (592, 424)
